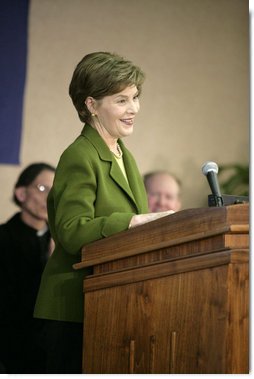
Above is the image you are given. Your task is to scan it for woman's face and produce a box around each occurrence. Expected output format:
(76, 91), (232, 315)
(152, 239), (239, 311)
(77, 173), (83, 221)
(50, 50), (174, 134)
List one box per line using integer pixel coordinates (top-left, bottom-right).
(91, 85), (140, 142)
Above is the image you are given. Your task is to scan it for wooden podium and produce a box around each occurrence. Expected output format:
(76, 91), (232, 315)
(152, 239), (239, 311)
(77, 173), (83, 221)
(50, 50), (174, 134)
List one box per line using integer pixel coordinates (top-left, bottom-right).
(74, 204), (249, 374)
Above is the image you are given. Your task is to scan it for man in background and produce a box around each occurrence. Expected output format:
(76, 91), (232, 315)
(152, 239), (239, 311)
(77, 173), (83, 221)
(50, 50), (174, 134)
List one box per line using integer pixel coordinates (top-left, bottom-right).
(0, 162), (55, 373)
(144, 170), (182, 212)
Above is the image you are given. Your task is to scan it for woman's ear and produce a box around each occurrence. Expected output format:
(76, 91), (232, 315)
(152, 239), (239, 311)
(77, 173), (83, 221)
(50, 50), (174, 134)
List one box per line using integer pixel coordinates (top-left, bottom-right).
(85, 97), (97, 115)
(14, 187), (27, 204)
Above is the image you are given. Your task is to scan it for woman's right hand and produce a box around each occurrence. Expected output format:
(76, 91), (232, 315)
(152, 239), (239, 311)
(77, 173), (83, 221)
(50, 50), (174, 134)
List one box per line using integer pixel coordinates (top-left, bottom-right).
(129, 210), (175, 229)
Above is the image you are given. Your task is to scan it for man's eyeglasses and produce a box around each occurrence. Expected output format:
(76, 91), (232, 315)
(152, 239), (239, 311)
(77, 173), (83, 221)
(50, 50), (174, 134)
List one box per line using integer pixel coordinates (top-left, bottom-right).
(33, 184), (51, 194)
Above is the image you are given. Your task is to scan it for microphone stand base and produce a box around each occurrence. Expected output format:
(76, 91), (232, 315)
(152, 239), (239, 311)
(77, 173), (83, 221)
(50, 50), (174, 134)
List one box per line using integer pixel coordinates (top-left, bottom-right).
(208, 194), (249, 207)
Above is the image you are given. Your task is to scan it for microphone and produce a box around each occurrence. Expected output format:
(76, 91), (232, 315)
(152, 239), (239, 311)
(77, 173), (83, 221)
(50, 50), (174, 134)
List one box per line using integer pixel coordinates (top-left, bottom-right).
(202, 161), (223, 206)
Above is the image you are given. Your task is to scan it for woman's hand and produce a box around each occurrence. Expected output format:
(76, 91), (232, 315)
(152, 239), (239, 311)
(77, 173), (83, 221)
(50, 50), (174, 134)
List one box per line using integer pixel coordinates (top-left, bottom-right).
(129, 210), (175, 229)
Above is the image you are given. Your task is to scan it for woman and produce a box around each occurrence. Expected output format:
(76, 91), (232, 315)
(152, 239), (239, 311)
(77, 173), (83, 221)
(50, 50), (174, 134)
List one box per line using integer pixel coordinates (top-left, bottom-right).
(34, 52), (174, 373)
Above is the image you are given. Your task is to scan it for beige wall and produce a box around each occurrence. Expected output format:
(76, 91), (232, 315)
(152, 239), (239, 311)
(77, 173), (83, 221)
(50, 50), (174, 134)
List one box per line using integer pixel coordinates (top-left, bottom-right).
(0, 0), (249, 223)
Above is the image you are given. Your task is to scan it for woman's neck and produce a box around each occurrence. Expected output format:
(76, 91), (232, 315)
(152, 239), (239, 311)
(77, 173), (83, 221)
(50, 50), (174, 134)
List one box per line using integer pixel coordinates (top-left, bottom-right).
(90, 121), (118, 152)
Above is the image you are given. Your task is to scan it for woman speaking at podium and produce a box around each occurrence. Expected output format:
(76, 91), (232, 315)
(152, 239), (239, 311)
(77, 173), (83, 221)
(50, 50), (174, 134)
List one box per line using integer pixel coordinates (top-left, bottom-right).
(34, 51), (174, 373)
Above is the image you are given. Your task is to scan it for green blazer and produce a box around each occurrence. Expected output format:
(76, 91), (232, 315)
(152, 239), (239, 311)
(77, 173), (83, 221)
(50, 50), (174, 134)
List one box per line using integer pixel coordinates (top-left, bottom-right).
(34, 124), (148, 322)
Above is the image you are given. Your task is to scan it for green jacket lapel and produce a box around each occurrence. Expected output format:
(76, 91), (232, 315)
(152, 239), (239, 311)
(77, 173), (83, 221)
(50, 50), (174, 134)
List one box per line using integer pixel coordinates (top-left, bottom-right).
(120, 141), (147, 214)
(81, 125), (138, 210)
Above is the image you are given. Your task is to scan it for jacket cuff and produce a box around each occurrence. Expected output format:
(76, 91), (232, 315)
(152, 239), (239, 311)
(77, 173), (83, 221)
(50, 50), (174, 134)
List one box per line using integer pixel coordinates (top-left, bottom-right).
(101, 212), (135, 237)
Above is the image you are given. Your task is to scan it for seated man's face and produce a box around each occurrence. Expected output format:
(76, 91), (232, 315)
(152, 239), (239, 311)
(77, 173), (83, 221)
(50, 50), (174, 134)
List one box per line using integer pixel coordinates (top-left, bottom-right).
(146, 174), (181, 212)
(16, 169), (55, 223)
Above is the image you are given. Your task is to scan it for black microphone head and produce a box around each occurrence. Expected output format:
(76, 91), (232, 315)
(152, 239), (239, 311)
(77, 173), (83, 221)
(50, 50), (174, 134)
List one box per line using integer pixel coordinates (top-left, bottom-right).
(201, 161), (219, 176)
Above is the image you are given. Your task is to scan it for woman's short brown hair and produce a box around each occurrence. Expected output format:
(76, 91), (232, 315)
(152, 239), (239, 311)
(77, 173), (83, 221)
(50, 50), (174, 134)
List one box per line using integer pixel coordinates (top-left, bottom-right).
(69, 52), (145, 124)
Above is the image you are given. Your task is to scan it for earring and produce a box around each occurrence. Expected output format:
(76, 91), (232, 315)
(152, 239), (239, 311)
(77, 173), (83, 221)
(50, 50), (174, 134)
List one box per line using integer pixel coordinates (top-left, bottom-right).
(91, 113), (96, 117)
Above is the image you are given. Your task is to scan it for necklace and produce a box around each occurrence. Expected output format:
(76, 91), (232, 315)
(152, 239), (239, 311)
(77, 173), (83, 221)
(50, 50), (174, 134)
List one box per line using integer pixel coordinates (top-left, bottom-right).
(111, 143), (123, 159)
